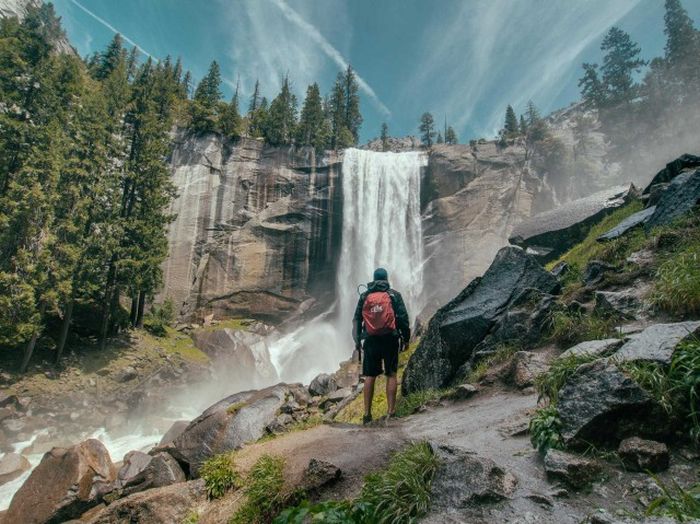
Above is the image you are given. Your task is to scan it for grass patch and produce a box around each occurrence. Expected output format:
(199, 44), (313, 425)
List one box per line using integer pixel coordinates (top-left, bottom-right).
(529, 405), (563, 454)
(230, 454), (289, 524)
(199, 318), (255, 333)
(226, 401), (247, 415)
(620, 338), (700, 443)
(535, 353), (598, 405)
(465, 343), (519, 384)
(274, 441), (439, 524)
(652, 243), (700, 317)
(141, 327), (209, 364)
(646, 476), (700, 522)
(548, 309), (620, 347)
(200, 453), (239, 499)
(182, 510), (200, 524)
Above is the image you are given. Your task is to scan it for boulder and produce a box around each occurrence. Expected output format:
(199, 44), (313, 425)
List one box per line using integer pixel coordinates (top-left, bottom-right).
(582, 260), (617, 286)
(557, 361), (667, 447)
(559, 338), (623, 360)
(113, 451), (186, 498)
(5, 439), (116, 524)
(170, 384), (289, 476)
(597, 206), (656, 241)
(0, 452), (30, 486)
(429, 443), (517, 510)
(550, 261), (570, 278)
(86, 479), (206, 524)
(115, 366), (138, 383)
(403, 247), (559, 394)
(308, 373), (338, 397)
(543, 449), (602, 489)
(116, 451), (152, 486)
(612, 321), (700, 365)
(618, 437), (669, 473)
(509, 186), (631, 263)
(594, 286), (650, 320)
(642, 153), (700, 194)
(509, 351), (548, 388)
(645, 168), (700, 231)
(301, 458), (341, 491)
(157, 420), (190, 447)
(451, 383), (479, 400)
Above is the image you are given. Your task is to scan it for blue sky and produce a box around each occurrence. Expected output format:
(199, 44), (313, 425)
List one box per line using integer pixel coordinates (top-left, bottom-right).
(52, 0), (700, 144)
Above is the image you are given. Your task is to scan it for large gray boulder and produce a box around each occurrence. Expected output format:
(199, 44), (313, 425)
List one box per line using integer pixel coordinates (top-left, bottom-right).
(645, 168), (700, 231)
(597, 206), (656, 241)
(612, 321), (700, 365)
(403, 247), (559, 394)
(642, 154), (700, 194)
(0, 452), (30, 486)
(308, 373), (338, 397)
(557, 361), (667, 447)
(111, 451), (186, 499)
(5, 439), (116, 524)
(169, 384), (290, 476)
(559, 338), (623, 359)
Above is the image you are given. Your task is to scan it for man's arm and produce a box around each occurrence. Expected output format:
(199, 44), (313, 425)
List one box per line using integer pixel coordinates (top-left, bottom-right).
(391, 291), (411, 342)
(352, 295), (365, 347)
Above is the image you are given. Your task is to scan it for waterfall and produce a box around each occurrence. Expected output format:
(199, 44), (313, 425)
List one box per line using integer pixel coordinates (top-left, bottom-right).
(269, 148), (427, 384)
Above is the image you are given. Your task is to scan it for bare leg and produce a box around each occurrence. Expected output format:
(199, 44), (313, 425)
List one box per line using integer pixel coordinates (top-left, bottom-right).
(363, 376), (376, 417)
(386, 374), (398, 415)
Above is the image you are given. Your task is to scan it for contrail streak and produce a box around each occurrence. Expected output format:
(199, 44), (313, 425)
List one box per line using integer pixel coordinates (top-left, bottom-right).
(68, 0), (155, 59)
(270, 0), (391, 117)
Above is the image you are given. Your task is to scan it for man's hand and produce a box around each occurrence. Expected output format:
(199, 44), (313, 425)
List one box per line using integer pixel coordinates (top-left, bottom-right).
(353, 344), (362, 363)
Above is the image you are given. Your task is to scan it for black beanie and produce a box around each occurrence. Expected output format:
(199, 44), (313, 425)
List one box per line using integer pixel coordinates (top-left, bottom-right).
(373, 267), (388, 281)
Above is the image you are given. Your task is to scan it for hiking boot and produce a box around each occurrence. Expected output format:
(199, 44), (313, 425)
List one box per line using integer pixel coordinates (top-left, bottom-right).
(362, 414), (373, 425)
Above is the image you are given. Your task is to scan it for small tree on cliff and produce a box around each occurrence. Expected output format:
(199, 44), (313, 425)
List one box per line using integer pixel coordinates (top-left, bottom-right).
(504, 105), (519, 137)
(445, 126), (458, 145)
(419, 112), (436, 147)
(380, 122), (389, 151)
(190, 60), (222, 133)
(343, 65), (362, 144)
(600, 27), (646, 106)
(264, 76), (297, 146)
(578, 63), (606, 109)
(297, 82), (329, 152)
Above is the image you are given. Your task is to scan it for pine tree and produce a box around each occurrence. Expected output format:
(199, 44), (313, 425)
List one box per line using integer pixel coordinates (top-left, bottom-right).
(519, 115), (527, 135)
(578, 63), (606, 108)
(343, 65), (362, 144)
(445, 126), (458, 145)
(220, 92), (242, 139)
(380, 122), (389, 151)
(419, 112), (435, 146)
(436, 131), (444, 144)
(96, 34), (127, 80)
(600, 27), (646, 106)
(662, 0), (700, 102)
(297, 83), (328, 151)
(504, 105), (519, 137)
(249, 79), (261, 113)
(329, 73), (352, 149)
(264, 76), (297, 146)
(190, 60), (222, 133)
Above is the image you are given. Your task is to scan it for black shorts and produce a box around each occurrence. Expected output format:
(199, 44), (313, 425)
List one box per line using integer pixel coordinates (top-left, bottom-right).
(362, 335), (400, 377)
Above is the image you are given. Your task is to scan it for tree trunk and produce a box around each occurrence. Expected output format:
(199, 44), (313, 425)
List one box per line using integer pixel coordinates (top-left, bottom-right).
(55, 300), (74, 365)
(136, 291), (146, 328)
(20, 302), (46, 374)
(129, 294), (138, 327)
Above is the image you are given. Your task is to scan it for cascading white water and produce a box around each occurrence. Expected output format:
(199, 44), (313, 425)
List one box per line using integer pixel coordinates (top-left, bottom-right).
(269, 148), (427, 383)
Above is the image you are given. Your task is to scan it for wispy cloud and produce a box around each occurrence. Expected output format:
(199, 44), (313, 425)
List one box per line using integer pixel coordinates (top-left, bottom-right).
(403, 0), (643, 137)
(270, 0), (390, 117)
(67, 0), (155, 59)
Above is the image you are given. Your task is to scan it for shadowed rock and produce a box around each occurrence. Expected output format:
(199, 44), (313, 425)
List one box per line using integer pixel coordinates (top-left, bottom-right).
(5, 439), (116, 524)
(645, 169), (700, 231)
(544, 449), (602, 489)
(642, 154), (700, 194)
(597, 206), (656, 241)
(618, 437), (669, 473)
(403, 247), (559, 394)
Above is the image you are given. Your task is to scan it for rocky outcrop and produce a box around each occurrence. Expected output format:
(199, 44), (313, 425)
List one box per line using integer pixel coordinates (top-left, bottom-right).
(543, 449), (602, 489)
(0, 0), (74, 53)
(110, 451), (186, 499)
(161, 133), (342, 322)
(611, 321), (700, 365)
(403, 247), (559, 394)
(618, 437), (669, 473)
(644, 168), (700, 230)
(5, 439), (116, 523)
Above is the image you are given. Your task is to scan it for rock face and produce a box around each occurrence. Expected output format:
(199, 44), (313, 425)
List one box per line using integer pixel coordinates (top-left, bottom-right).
(428, 443), (517, 514)
(645, 168), (700, 230)
(0, 452), (30, 485)
(170, 384), (291, 476)
(112, 451), (186, 498)
(6, 439), (116, 524)
(403, 247), (559, 394)
(0, 0), (74, 53)
(161, 133), (342, 322)
(557, 361), (667, 447)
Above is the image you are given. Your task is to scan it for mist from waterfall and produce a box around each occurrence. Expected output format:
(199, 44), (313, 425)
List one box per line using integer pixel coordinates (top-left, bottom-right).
(269, 148), (427, 384)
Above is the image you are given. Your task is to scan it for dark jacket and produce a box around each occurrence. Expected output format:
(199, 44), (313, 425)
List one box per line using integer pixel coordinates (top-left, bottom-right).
(352, 280), (410, 344)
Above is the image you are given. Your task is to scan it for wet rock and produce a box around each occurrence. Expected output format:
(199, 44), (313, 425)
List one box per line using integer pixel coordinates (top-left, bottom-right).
(113, 452), (186, 498)
(612, 321), (700, 365)
(557, 361), (667, 447)
(86, 479), (206, 524)
(582, 260), (617, 286)
(543, 449), (602, 489)
(429, 443), (517, 510)
(170, 384), (289, 476)
(643, 153), (700, 192)
(594, 286), (650, 320)
(645, 168), (700, 231)
(157, 420), (189, 447)
(116, 451), (152, 486)
(509, 351), (548, 388)
(597, 206), (656, 241)
(551, 261), (570, 278)
(0, 452), (30, 485)
(618, 437), (669, 473)
(559, 338), (623, 360)
(308, 373), (338, 397)
(5, 438), (116, 523)
(266, 413), (294, 434)
(115, 366), (138, 383)
(301, 458), (341, 491)
(452, 383), (479, 400)
(403, 247), (559, 394)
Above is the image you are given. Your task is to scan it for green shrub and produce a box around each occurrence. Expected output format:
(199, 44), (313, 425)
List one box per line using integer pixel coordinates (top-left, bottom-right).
(548, 309), (619, 347)
(200, 453), (238, 499)
(646, 476), (700, 521)
(622, 339), (700, 443)
(182, 510), (200, 524)
(652, 245), (700, 316)
(143, 298), (175, 337)
(231, 454), (288, 524)
(535, 353), (598, 404)
(465, 343), (519, 384)
(529, 405), (563, 454)
(274, 442), (438, 524)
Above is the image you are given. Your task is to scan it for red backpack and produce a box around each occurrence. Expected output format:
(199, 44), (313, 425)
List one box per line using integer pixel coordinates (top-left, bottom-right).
(362, 291), (397, 336)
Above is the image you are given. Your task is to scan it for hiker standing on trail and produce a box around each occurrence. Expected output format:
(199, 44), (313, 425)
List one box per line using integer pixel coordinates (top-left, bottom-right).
(353, 267), (410, 425)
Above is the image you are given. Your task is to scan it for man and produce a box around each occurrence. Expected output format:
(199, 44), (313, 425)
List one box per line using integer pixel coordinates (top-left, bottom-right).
(352, 267), (410, 425)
